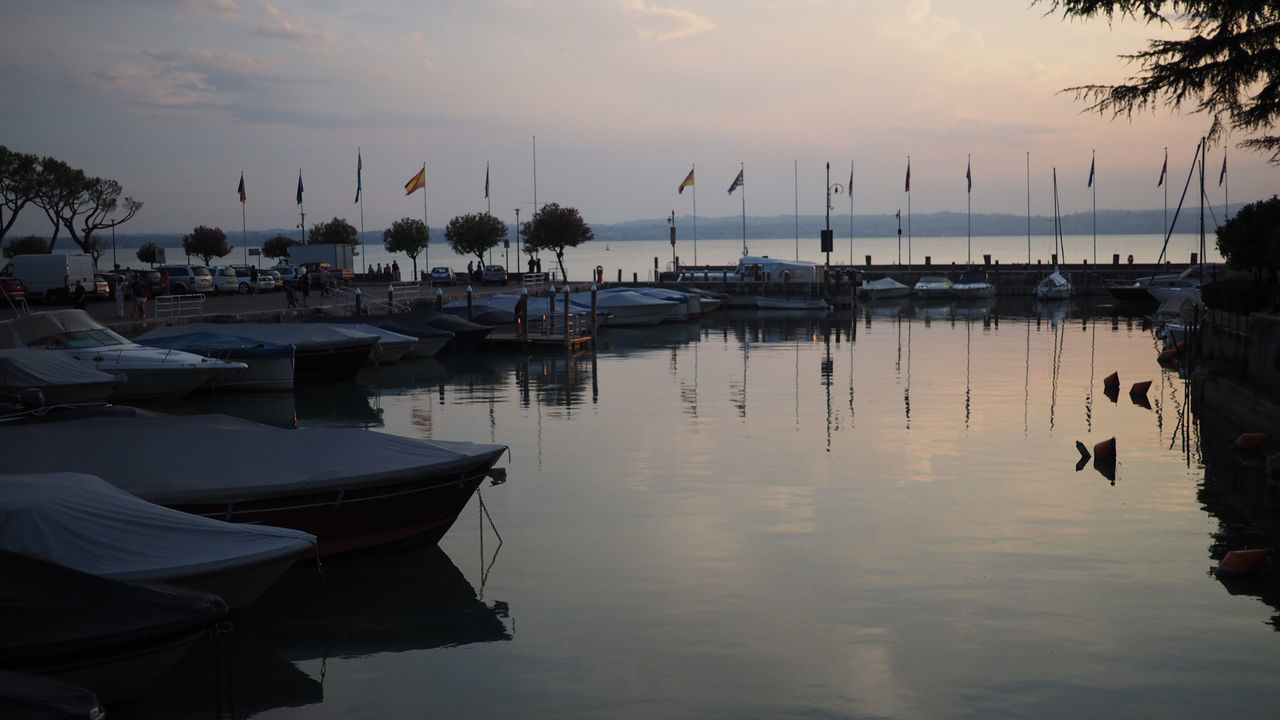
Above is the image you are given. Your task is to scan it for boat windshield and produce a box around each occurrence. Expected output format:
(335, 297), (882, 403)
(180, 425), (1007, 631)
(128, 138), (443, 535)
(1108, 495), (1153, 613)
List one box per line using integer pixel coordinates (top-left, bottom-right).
(28, 328), (131, 349)
(0, 309), (132, 350)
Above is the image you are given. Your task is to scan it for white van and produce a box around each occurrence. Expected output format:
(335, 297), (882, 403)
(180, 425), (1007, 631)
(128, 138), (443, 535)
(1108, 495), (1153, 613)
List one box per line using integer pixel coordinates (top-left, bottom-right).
(0, 253), (95, 302)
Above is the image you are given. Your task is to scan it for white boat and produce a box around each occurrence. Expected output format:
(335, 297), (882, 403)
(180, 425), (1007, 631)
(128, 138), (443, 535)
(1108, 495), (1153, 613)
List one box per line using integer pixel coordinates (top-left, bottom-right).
(0, 348), (120, 404)
(0, 472), (316, 609)
(1145, 266), (1204, 306)
(135, 329), (296, 391)
(952, 270), (996, 299)
(0, 310), (245, 400)
(755, 296), (830, 311)
(448, 293), (600, 326)
(629, 287), (704, 321)
(913, 275), (954, 300)
(582, 289), (680, 326)
(1036, 168), (1073, 301)
(858, 276), (912, 299)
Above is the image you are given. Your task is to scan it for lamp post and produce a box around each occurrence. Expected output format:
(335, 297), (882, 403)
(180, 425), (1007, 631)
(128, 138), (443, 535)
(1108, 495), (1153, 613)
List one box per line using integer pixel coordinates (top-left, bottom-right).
(514, 208), (521, 284)
(667, 210), (676, 272)
(823, 162), (842, 269)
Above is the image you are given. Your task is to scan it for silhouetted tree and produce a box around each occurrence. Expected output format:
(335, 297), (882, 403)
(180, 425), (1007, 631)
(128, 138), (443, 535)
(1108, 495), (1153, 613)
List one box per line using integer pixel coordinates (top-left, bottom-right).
(308, 217), (358, 245)
(182, 225), (232, 265)
(2, 234), (48, 259)
(0, 147), (41, 243)
(136, 241), (159, 266)
(262, 234), (300, 261)
(1216, 195), (1280, 279)
(521, 203), (593, 281)
(384, 217), (430, 279)
(443, 213), (505, 276)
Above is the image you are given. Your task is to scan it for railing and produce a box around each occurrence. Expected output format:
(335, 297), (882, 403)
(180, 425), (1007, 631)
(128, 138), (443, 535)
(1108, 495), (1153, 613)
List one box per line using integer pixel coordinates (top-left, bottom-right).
(527, 311), (590, 337)
(155, 293), (205, 318)
(331, 286), (413, 314)
(522, 273), (547, 292)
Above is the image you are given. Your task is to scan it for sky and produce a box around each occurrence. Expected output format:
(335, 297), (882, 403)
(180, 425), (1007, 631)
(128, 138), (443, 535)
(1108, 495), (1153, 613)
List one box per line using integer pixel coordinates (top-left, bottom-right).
(1, 0), (1274, 237)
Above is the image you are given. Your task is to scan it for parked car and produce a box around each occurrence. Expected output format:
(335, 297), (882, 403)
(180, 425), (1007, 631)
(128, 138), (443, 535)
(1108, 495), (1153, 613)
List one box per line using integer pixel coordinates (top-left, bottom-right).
(95, 271), (129, 299)
(210, 266), (240, 294)
(134, 268), (166, 296)
(271, 265), (301, 283)
(91, 275), (112, 298)
(262, 268), (283, 289)
(0, 277), (28, 301)
(481, 264), (508, 285)
(159, 265), (214, 294)
(429, 266), (455, 285)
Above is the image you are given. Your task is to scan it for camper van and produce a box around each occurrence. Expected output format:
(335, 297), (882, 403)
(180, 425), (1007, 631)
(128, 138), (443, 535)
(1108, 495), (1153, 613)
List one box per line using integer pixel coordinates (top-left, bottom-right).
(0, 253), (95, 302)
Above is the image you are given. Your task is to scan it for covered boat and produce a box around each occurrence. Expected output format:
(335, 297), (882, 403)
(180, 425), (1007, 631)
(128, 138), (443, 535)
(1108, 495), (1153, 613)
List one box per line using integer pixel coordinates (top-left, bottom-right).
(858, 276), (911, 299)
(0, 310), (245, 400)
(0, 472), (316, 608)
(571, 289), (678, 326)
(755, 296), (830, 311)
(0, 348), (119, 404)
(1035, 271), (1072, 300)
(1, 411), (508, 556)
(0, 549), (227, 704)
(134, 328), (295, 390)
(135, 322), (376, 382)
(0, 671), (104, 720)
(310, 312), (452, 358)
(952, 270), (996, 299)
(913, 275), (955, 300)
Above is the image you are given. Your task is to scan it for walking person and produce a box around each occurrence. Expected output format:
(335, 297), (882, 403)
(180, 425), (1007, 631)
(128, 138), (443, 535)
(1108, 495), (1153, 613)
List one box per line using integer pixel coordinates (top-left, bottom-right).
(300, 274), (310, 307)
(392, 261), (400, 282)
(73, 280), (86, 310)
(249, 265), (259, 295)
(114, 277), (125, 318)
(132, 277), (148, 319)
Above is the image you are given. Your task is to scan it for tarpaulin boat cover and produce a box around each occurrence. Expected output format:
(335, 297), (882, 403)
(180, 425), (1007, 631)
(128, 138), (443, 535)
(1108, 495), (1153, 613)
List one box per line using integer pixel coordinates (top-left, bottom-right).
(0, 549), (226, 668)
(134, 330), (295, 360)
(0, 670), (102, 720)
(136, 322), (377, 351)
(0, 349), (117, 392)
(1, 413), (508, 505)
(0, 473), (315, 582)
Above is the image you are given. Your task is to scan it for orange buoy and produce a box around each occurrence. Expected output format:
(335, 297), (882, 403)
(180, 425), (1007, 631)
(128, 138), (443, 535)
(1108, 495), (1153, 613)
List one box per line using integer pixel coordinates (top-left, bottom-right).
(1093, 437), (1116, 461)
(1129, 380), (1151, 396)
(1103, 372), (1120, 390)
(1234, 433), (1271, 451)
(1215, 548), (1270, 577)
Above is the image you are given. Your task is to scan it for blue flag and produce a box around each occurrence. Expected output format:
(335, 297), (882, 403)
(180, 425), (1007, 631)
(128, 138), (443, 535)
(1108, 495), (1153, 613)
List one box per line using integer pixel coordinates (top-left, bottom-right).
(296, 171), (304, 205)
(728, 169), (744, 194)
(1087, 157), (1094, 188)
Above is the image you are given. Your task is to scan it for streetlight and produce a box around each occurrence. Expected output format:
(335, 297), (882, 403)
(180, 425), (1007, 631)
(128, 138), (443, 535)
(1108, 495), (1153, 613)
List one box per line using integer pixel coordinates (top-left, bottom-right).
(514, 208), (521, 284)
(667, 210), (676, 272)
(823, 162), (843, 269)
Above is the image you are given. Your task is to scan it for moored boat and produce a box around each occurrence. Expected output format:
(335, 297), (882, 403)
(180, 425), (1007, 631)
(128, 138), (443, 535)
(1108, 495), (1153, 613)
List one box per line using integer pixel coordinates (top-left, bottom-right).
(135, 328), (295, 391)
(136, 322), (376, 382)
(754, 296), (830, 311)
(858, 276), (911, 299)
(912, 275), (954, 300)
(0, 348), (120, 404)
(952, 270), (996, 299)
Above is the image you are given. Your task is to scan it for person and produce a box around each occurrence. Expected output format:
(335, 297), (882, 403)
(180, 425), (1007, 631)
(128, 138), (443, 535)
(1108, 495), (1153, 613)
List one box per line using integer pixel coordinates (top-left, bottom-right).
(367, 264), (373, 279)
(249, 265), (259, 294)
(392, 261), (400, 282)
(132, 277), (148, 319)
(536, 257), (542, 274)
(284, 278), (298, 308)
(320, 266), (329, 295)
(73, 280), (86, 309)
(114, 277), (125, 318)
(376, 263), (383, 278)
(299, 274), (309, 306)
(467, 260), (474, 280)
(528, 256), (535, 274)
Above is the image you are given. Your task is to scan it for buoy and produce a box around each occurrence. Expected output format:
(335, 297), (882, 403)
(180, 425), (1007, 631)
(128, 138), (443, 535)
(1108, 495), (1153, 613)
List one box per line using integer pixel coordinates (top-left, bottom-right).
(1234, 433), (1271, 451)
(1076, 441), (1091, 462)
(1215, 548), (1270, 577)
(1103, 372), (1120, 390)
(1093, 437), (1116, 461)
(1129, 380), (1151, 397)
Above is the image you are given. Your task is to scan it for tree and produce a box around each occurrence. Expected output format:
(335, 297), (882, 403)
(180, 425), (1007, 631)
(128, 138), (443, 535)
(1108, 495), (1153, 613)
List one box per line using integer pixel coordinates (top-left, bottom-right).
(1216, 195), (1280, 279)
(1035, 1), (1280, 162)
(522, 203), (593, 281)
(308, 217), (358, 245)
(443, 213), (506, 276)
(31, 158), (86, 251)
(136, 241), (159, 266)
(384, 217), (430, 280)
(2, 234), (48, 259)
(262, 234), (300, 261)
(182, 225), (232, 266)
(0, 147), (41, 243)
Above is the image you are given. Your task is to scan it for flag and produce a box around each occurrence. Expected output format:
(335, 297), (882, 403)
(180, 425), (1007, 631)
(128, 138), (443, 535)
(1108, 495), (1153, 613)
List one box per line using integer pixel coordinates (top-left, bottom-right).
(896, 209), (901, 220)
(849, 166), (853, 196)
(1219, 150), (1227, 186)
(1158, 153), (1167, 187)
(296, 172), (303, 205)
(405, 166), (426, 195)
(485, 163), (490, 199)
(354, 151), (362, 203)
(678, 168), (694, 194)
(904, 161), (911, 192)
(966, 159), (971, 193)
(237, 173), (245, 204)
(728, 169), (743, 195)
(1087, 157), (1094, 188)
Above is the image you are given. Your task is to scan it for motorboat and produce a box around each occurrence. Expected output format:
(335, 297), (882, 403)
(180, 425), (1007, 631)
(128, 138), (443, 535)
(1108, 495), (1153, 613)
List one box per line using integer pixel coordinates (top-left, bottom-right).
(1145, 266), (1204, 307)
(0, 671), (104, 720)
(309, 312), (452, 358)
(571, 289), (678, 326)
(134, 322), (376, 382)
(447, 293), (601, 327)
(135, 328), (295, 390)
(1035, 271), (1072, 301)
(0, 472), (316, 609)
(0, 310), (246, 400)
(858, 276), (911, 299)
(329, 322), (417, 364)
(952, 270), (996, 299)
(0, 348), (120, 404)
(912, 275), (954, 300)
(755, 296), (830, 311)
(629, 287), (704, 320)
(402, 308), (492, 351)
(1, 410), (508, 556)
(0, 549), (227, 704)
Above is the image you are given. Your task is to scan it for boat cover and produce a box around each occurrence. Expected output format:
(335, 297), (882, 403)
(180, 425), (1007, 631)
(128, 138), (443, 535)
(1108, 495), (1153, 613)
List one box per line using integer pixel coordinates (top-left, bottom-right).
(0, 549), (226, 668)
(134, 330), (295, 360)
(0, 671), (101, 720)
(0, 473), (316, 582)
(136, 322), (378, 351)
(0, 349), (118, 393)
(574, 289), (678, 310)
(0, 309), (116, 350)
(860, 277), (910, 292)
(1, 413), (508, 506)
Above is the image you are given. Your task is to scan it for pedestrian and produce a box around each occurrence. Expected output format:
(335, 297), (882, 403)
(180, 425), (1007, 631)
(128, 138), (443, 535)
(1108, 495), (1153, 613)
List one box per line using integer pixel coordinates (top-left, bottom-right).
(376, 263), (383, 278)
(132, 277), (148, 319)
(114, 277), (125, 318)
(285, 279), (297, 308)
(299, 275), (310, 306)
(392, 261), (400, 282)
(73, 280), (86, 309)
(367, 264), (373, 279)
(528, 256), (535, 274)
(320, 267), (329, 295)
(467, 260), (474, 279)
(249, 265), (259, 294)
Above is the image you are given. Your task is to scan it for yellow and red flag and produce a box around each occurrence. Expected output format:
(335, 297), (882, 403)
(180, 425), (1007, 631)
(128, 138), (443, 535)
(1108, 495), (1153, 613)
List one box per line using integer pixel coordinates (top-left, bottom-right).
(405, 166), (426, 195)
(678, 168), (694, 194)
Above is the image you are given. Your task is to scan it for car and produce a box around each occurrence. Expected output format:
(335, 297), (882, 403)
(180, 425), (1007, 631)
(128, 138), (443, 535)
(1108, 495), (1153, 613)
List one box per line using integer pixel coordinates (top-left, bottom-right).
(159, 265), (214, 294)
(134, 268), (167, 296)
(210, 266), (240, 294)
(481, 264), (508, 285)
(230, 266), (273, 293)
(0, 277), (28, 301)
(429, 266), (455, 285)
(262, 268), (283, 289)
(94, 271), (128, 299)
(271, 265), (301, 283)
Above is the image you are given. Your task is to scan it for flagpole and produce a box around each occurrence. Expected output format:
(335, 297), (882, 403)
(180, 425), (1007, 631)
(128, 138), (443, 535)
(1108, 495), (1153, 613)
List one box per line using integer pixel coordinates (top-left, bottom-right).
(421, 162), (429, 272)
(486, 161), (491, 216)
(1223, 145), (1229, 221)
(906, 155), (912, 268)
(692, 164), (697, 266)
(1091, 148), (1097, 266)
(297, 169), (305, 245)
(740, 162), (747, 257)
(966, 153), (972, 267)
(848, 160), (854, 266)
(357, 148), (365, 274)
(794, 160), (798, 261)
(241, 171), (247, 265)
(1026, 151), (1031, 265)
(1163, 146), (1169, 241)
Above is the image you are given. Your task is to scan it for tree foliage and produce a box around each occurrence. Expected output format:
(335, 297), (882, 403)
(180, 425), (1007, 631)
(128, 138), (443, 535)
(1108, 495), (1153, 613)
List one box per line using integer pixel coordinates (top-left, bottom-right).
(0, 148), (144, 252)
(0, 147), (41, 243)
(262, 234), (299, 260)
(136, 241), (159, 266)
(308, 217), (358, 245)
(1035, 1), (1280, 162)
(2, 234), (48, 259)
(443, 213), (506, 272)
(384, 217), (430, 279)
(521, 203), (593, 281)
(182, 225), (232, 265)
(1215, 195), (1280, 278)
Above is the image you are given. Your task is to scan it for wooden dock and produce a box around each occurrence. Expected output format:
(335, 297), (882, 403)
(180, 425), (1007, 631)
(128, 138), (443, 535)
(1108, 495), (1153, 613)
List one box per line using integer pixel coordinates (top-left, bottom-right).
(484, 327), (594, 352)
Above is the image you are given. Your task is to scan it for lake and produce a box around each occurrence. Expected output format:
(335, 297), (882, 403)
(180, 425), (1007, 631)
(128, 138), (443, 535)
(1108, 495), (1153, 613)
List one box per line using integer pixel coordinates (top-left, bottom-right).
(120, 298), (1280, 719)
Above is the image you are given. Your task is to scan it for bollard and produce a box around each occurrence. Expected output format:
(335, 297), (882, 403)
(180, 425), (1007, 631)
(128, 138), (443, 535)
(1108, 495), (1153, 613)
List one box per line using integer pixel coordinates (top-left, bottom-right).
(633, 272), (638, 283)
(355, 287), (362, 315)
(435, 287), (443, 311)
(865, 254), (871, 266)
(466, 285), (474, 321)
(386, 284), (394, 309)
(591, 283), (599, 342)
(1113, 253), (1121, 265)
(617, 268), (622, 283)
(1191, 252), (1198, 265)
(925, 256), (931, 266)
(983, 254), (991, 266)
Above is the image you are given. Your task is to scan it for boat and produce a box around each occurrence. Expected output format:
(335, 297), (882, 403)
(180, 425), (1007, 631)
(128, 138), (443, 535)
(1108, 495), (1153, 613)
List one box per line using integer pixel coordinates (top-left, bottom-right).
(576, 288), (679, 326)
(1145, 265), (1204, 307)
(134, 322), (377, 383)
(1, 410), (508, 556)
(0, 310), (246, 400)
(754, 296), (830, 311)
(912, 275), (954, 300)
(1036, 168), (1073, 301)
(858, 276), (911, 299)
(402, 307), (492, 351)
(952, 270), (996, 299)
(309, 312), (452, 358)
(447, 293), (601, 327)
(0, 472), (317, 609)
(0, 549), (227, 704)
(135, 328), (296, 390)
(0, 348), (120, 404)
(0, 671), (104, 720)
(328, 322), (417, 364)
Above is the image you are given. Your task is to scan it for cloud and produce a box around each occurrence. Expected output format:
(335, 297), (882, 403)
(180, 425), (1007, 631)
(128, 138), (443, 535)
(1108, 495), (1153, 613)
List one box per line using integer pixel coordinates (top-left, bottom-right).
(253, 5), (337, 51)
(619, 0), (713, 41)
(133, 0), (243, 20)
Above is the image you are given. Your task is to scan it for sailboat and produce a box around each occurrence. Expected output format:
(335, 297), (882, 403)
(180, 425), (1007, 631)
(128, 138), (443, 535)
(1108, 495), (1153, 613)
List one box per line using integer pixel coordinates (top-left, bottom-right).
(1036, 168), (1072, 301)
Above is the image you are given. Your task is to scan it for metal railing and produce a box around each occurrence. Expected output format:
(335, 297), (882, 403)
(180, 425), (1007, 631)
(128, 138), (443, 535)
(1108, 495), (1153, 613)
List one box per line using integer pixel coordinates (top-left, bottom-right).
(155, 293), (205, 318)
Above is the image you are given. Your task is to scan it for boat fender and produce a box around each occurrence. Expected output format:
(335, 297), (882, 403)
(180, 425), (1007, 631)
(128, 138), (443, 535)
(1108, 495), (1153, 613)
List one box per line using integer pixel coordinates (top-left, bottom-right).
(1234, 433), (1271, 451)
(1103, 372), (1120, 390)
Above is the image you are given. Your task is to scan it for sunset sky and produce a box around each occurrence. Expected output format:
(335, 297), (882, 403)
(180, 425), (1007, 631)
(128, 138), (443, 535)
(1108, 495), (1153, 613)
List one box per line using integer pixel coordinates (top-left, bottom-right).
(2, 0), (1273, 236)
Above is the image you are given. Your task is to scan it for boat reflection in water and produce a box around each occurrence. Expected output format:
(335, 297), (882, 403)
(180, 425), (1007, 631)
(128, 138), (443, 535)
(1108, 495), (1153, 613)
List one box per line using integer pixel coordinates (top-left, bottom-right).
(164, 380), (383, 429)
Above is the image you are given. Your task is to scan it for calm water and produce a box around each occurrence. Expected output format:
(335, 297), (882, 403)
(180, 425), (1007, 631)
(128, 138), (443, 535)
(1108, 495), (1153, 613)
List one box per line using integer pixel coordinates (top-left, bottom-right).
(121, 300), (1280, 719)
